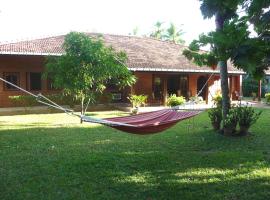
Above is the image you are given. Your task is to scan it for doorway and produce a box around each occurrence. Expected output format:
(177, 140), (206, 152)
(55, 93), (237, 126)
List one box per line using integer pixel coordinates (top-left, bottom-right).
(197, 76), (208, 100)
(167, 75), (188, 98)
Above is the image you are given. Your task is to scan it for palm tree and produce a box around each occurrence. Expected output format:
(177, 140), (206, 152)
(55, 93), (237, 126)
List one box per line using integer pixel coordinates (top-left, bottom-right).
(164, 23), (185, 44)
(150, 21), (165, 40)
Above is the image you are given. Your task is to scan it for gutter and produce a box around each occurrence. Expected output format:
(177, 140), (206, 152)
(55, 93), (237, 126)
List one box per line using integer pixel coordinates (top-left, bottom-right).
(129, 67), (246, 75)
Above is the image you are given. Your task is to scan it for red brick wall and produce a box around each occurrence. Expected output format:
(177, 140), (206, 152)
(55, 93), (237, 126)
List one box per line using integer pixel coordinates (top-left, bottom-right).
(0, 55), (57, 107)
(0, 55), (242, 107)
(133, 72), (153, 103)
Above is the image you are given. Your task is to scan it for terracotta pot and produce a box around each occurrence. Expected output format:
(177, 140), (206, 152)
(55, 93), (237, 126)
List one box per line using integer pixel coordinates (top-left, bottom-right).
(239, 125), (250, 136)
(212, 122), (221, 131)
(131, 107), (139, 115)
(223, 127), (233, 136)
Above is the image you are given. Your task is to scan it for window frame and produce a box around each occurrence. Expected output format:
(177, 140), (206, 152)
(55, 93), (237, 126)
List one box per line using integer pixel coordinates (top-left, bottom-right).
(27, 72), (42, 91)
(3, 72), (20, 91)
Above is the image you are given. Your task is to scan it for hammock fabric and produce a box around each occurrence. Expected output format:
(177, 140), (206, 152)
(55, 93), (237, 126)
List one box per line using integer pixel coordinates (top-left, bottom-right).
(82, 109), (201, 134)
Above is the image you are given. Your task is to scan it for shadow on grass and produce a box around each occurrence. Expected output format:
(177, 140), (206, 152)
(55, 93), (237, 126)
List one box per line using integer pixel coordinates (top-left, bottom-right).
(1, 121), (270, 200)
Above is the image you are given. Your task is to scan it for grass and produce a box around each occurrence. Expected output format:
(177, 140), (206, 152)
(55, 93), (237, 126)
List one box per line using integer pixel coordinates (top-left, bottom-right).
(0, 109), (270, 200)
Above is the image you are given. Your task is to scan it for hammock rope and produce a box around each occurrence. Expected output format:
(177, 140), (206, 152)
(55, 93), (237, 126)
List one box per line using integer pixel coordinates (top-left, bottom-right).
(0, 73), (213, 134)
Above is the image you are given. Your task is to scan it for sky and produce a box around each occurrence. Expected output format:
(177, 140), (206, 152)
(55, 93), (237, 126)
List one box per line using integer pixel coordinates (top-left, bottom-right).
(0, 0), (216, 44)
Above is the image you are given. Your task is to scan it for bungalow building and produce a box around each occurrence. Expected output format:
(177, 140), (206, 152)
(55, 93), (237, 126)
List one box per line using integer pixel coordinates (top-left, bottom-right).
(0, 33), (257, 107)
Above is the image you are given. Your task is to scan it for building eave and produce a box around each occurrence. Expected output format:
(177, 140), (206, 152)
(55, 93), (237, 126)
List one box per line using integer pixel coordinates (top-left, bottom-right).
(129, 67), (245, 75)
(0, 51), (62, 56)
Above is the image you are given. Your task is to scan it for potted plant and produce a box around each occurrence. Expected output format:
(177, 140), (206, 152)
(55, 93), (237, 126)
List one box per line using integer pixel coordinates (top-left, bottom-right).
(238, 106), (262, 135)
(128, 94), (148, 114)
(212, 92), (222, 107)
(265, 93), (270, 105)
(251, 92), (257, 101)
(223, 108), (238, 135)
(208, 107), (222, 131)
(166, 94), (186, 107)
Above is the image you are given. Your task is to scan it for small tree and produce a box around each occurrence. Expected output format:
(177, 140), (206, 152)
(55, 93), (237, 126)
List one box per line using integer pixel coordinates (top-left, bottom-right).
(45, 32), (136, 122)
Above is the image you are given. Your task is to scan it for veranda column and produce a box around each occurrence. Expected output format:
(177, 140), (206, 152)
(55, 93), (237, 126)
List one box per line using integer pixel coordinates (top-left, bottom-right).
(258, 79), (262, 102)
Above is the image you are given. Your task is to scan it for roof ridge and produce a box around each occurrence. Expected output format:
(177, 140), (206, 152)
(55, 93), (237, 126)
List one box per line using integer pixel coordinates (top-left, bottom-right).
(0, 32), (189, 49)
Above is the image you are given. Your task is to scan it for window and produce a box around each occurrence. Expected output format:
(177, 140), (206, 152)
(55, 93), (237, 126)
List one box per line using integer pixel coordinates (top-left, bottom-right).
(3, 72), (20, 90)
(29, 72), (42, 90)
(112, 93), (122, 101)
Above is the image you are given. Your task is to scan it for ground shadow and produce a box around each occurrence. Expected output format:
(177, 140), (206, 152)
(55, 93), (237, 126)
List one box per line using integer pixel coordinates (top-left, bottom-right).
(1, 119), (270, 200)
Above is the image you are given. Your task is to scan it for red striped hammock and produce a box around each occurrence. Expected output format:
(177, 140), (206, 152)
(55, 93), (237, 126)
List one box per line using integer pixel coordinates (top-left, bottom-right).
(82, 109), (201, 134)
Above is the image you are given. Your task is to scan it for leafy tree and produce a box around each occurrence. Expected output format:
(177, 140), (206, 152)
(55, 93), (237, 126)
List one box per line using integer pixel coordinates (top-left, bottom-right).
(183, 1), (242, 118)
(183, 0), (269, 119)
(150, 21), (165, 39)
(45, 32), (136, 121)
(164, 23), (185, 44)
(246, 0), (270, 71)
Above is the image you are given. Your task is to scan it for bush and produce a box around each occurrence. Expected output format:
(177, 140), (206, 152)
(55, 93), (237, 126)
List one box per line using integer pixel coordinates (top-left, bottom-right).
(9, 93), (79, 108)
(212, 93), (222, 107)
(238, 106), (262, 128)
(208, 107), (222, 130)
(128, 94), (148, 108)
(166, 94), (186, 107)
(265, 93), (270, 104)
(223, 108), (239, 134)
(9, 95), (38, 107)
(190, 96), (203, 104)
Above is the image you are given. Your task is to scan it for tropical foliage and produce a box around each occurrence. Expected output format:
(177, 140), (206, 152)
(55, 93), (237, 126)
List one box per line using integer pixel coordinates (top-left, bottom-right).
(128, 94), (148, 108)
(265, 93), (270, 104)
(183, 0), (269, 121)
(149, 21), (185, 44)
(150, 21), (165, 40)
(45, 32), (136, 118)
(166, 95), (186, 107)
(238, 106), (262, 127)
(163, 23), (185, 44)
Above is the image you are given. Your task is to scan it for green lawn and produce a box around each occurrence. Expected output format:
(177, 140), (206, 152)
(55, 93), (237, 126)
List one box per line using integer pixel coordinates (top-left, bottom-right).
(1, 109), (270, 200)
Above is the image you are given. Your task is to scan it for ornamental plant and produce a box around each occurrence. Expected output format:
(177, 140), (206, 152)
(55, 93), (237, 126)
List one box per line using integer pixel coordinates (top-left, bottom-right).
(223, 108), (239, 135)
(238, 106), (262, 135)
(265, 93), (270, 104)
(208, 107), (222, 130)
(212, 93), (222, 107)
(166, 95), (186, 107)
(128, 94), (148, 108)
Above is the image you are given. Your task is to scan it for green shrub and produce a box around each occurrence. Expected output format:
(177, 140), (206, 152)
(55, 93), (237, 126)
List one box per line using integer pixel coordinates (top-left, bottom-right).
(212, 93), (222, 107)
(208, 107), (222, 130)
(128, 94), (148, 108)
(9, 95), (37, 107)
(265, 93), (270, 104)
(190, 96), (203, 104)
(223, 108), (239, 131)
(166, 94), (186, 107)
(208, 107), (222, 123)
(9, 93), (79, 108)
(238, 106), (262, 127)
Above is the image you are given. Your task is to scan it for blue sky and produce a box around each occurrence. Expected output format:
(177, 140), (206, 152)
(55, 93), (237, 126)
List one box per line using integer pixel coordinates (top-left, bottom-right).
(0, 0), (215, 44)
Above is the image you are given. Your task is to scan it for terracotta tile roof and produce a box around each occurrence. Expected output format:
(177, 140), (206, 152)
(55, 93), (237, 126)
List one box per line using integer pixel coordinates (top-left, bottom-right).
(0, 33), (250, 74)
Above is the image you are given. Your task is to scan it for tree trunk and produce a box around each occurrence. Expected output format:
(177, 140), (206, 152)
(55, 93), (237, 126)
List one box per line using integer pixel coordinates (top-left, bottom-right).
(215, 13), (230, 118)
(80, 97), (85, 124)
(258, 79), (262, 102)
(219, 61), (230, 117)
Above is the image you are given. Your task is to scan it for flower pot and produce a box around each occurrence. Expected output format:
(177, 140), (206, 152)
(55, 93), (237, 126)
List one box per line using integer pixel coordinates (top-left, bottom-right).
(212, 122), (220, 131)
(131, 107), (139, 115)
(223, 127), (233, 136)
(239, 125), (250, 136)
